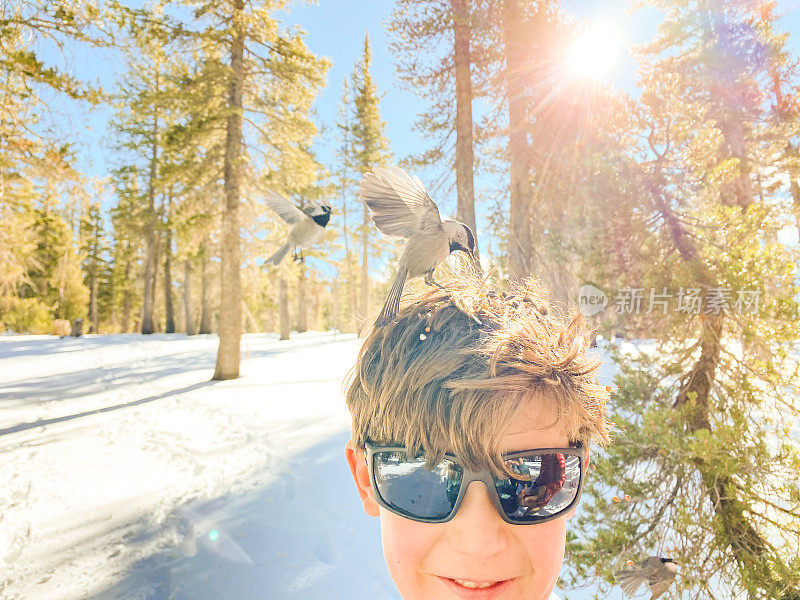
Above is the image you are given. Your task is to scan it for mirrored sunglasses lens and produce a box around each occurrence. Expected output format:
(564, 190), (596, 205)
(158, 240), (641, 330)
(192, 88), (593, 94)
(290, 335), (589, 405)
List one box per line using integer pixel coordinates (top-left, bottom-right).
(494, 453), (581, 521)
(373, 451), (462, 520)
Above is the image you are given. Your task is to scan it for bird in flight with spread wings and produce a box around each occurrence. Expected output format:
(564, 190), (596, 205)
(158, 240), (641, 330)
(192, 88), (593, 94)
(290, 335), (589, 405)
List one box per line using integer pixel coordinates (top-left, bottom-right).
(264, 192), (331, 266)
(359, 166), (478, 326)
(614, 556), (678, 600)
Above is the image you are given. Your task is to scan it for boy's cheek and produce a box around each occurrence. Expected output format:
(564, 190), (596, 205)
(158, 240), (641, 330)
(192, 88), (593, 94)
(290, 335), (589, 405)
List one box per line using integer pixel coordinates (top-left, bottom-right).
(524, 517), (568, 594)
(379, 510), (438, 597)
(379, 509), (434, 567)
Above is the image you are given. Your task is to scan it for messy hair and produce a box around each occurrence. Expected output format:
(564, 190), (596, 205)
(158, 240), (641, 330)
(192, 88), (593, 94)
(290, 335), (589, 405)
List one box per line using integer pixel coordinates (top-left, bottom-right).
(344, 274), (612, 478)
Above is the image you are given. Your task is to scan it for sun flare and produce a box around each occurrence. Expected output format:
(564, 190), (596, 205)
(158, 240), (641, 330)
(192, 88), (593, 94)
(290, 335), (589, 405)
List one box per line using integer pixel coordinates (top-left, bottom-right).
(567, 23), (621, 80)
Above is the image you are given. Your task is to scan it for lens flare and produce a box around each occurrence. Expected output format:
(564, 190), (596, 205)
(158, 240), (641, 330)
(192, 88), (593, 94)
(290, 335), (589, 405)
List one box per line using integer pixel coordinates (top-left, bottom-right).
(567, 23), (621, 79)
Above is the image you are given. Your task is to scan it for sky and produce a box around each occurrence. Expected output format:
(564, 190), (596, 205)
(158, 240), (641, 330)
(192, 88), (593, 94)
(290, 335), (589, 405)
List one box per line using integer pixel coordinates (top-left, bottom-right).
(35, 0), (800, 221)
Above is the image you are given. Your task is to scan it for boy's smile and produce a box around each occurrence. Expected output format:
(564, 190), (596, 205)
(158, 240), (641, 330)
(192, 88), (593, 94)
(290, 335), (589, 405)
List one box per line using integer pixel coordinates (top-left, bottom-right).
(347, 400), (590, 600)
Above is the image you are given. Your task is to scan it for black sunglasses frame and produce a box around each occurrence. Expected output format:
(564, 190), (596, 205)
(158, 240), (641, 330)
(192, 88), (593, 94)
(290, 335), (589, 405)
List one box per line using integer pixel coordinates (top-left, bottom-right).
(364, 441), (587, 525)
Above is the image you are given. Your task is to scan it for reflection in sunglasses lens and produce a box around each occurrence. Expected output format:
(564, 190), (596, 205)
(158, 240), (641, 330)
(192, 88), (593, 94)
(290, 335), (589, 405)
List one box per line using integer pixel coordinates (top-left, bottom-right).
(373, 452), (463, 520)
(495, 453), (581, 521)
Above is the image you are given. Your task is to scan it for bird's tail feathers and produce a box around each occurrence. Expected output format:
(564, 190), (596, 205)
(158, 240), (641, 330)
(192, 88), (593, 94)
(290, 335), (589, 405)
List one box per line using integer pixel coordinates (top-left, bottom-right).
(375, 267), (408, 327)
(267, 242), (291, 266)
(613, 569), (645, 597)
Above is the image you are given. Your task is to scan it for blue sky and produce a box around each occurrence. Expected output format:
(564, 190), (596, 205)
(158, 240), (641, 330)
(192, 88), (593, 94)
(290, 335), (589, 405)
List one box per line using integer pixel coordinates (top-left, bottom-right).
(37, 0), (800, 221)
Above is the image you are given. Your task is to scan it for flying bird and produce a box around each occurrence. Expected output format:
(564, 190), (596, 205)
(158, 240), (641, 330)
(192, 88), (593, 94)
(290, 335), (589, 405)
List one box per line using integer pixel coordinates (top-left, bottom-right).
(614, 556), (678, 599)
(265, 192), (331, 265)
(359, 166), (477, 326)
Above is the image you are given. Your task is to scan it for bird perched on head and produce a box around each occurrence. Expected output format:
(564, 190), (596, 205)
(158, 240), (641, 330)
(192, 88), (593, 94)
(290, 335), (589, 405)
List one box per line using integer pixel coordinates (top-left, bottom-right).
(359, 165), (478, 326)
(614, 556), (678, 599)
(264, 191), (331, 265)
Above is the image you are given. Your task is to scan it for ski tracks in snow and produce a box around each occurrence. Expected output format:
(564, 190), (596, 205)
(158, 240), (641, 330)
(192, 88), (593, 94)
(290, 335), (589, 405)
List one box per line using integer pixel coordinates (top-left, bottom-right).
(0, 332), (365, 600)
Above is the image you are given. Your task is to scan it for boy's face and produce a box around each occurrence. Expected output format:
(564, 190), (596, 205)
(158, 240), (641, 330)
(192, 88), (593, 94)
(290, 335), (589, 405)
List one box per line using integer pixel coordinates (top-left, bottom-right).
(346, 400), (589, 600)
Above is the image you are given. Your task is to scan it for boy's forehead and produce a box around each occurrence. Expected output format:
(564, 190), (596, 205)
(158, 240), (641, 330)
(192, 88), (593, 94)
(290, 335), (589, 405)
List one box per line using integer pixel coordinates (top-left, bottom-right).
(501, 397), (568, 451)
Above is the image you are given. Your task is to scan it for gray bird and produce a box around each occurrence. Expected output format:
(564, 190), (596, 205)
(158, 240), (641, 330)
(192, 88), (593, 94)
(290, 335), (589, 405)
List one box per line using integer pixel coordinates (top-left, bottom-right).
(359, 166), (477, 326)
(614, 556), (678, 599)
(265, 192), (331, 265)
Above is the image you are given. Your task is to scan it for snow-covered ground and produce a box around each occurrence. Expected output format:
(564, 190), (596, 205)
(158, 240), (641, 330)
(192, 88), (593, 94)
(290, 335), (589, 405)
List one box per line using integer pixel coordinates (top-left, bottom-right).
(0, 331), (618, 600)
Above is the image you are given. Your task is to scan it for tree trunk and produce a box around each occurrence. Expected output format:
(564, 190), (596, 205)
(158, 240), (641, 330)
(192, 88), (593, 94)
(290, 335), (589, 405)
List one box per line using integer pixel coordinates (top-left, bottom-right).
(787, 147), (800, 241)
(339, 154), (358, 331)
(715, 115), (753, 208)
(296, 263), (308, 333)
(152, 219), (162, 332)
(705, 0), (753, 209)
(279, 277), (290, 341)
(652, 160), (797, 598)
(89, 274), (98, 333)
(243, 300), (258, 333)
(121, 257), (133, 333)
(199, 247), (212, 334)
(343, 208), (358, 329)
(213, 1), (245, 380)
(452, 0), (478, 256)
(308, 278), (320, 330)
(792, 173), (800, 240)
(184, 258), (195, 335)
(332, 275), (340, 334)
(503, 0), (531, 280)
(164, 196), (175, 334)
(141, 112), (159, 334)
(360, 205), (369, 322)
(768, 54), (800, 242)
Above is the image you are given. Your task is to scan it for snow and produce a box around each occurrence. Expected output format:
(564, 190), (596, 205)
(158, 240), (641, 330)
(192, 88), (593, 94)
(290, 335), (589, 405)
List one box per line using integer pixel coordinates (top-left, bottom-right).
(0, 332), (623, 600)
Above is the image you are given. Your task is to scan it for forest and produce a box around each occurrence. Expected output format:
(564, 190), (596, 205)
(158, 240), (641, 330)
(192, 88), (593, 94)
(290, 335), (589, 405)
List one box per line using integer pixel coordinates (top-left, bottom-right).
(2, 0), (800, 597)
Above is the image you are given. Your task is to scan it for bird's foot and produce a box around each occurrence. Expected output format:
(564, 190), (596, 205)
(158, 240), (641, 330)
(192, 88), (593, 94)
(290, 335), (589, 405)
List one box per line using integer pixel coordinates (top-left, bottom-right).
(424, 273), (446, 291)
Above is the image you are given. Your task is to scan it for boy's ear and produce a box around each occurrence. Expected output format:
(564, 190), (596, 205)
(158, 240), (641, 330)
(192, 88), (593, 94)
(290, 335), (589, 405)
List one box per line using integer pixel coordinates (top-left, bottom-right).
(345, 438), (380, 517)
(567, 442), (591, 521)
(583, 441), (591, 473)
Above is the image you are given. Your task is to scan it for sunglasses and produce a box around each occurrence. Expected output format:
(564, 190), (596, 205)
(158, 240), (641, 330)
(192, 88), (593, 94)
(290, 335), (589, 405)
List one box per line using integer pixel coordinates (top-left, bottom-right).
(364, 441), (586, 525)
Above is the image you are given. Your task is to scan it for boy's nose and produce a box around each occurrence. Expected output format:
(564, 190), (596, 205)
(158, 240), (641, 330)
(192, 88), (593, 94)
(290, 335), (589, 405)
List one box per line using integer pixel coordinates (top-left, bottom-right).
(444, 481), (509, 557)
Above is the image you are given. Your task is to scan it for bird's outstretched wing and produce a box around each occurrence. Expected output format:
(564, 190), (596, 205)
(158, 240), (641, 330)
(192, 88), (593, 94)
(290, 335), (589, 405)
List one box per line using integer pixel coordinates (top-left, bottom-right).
(613, 569), (644, 597)
(359, 166), (441, 239)
(265, 191), (306, 225)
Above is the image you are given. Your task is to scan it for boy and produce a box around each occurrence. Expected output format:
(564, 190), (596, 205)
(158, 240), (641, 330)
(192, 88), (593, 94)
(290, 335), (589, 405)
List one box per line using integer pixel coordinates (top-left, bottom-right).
(345, 275), (611, 600)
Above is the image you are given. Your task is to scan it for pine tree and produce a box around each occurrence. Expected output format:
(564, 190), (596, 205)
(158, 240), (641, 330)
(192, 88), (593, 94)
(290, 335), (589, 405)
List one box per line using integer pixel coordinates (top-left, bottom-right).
(158, 54), (227, 335)
(333, 77), (359, 331)
(109, 166), (146, 333)
(80, 203), (108, 333)
(0, 1), (108, 325)
(109, 14), (180, 334)
(22, 202), (89, 325)
(134, 0), (330, 377)
(502, 0), (532, 280)
(566, 4), (800, 598)
(388, 0), (479, 253)
(162, 191), (176, 333)
(351, 32), (391, 324)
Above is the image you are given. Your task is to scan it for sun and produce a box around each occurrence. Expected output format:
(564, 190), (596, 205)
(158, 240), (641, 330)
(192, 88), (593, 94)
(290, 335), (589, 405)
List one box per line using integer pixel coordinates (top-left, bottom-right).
(567, 23), (621, 80)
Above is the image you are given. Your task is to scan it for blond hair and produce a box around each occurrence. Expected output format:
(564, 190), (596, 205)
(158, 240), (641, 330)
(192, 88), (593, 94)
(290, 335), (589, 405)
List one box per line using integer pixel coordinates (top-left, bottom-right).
(345, 274), (612, 477)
